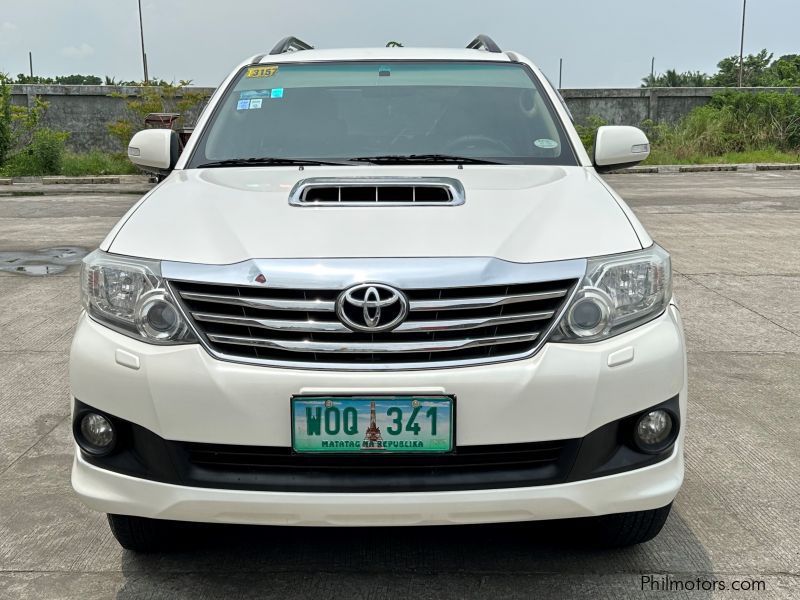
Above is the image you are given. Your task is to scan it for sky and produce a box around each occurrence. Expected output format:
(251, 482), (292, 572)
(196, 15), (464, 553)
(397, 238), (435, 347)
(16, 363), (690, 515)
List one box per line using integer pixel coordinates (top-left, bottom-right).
(0, 0), (798, 88)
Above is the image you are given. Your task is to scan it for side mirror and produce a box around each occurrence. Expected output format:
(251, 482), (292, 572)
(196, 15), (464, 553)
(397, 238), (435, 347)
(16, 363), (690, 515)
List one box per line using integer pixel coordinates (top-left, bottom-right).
(593, 125), (650, 172)
(127, 129), (180, 174)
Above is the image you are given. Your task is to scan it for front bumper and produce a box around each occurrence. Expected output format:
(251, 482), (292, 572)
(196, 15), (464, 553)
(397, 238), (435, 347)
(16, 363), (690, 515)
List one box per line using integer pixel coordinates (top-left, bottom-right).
(72, 441), (683, 526)
(69, 305), (687, 525)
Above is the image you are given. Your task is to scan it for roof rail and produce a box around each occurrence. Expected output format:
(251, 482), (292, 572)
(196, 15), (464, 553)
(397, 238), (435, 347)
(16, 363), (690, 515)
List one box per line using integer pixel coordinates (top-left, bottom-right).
(269, 36), (314, 55)
(466, 34), (502, 53)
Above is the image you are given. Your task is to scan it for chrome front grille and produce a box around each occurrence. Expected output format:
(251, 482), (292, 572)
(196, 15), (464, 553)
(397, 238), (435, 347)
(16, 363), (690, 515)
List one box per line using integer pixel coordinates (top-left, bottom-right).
(169, 277), (579, 369)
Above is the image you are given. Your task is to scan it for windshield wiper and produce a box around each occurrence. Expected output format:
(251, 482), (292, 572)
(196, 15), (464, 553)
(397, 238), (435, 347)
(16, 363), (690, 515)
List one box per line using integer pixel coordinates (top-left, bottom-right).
(348, 154), (505, 165)
(196, 157), (358, 168)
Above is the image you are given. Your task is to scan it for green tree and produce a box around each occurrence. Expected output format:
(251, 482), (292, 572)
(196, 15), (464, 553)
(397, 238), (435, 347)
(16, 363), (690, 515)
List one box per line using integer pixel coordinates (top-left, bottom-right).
(0, 75), (50, 161)
(684, 71), (711, 87)
(0, 85), (70, 176)
(709, 49), (773, 86)
(642, 69), (710, 87)
(13, 74), (103, 85)
(13, 73), (177, 86)
(54, 74), (103, 85)
(0, 74), (12, 166)
(763, 54), (800, 86)
(9, 129), (69, 175)
(14, 74), (53, 84)
(10, 95), (49, 149)
(107, 80), (208, 150)
(640, 49), (800, 88)
(574, 115), (608, 150)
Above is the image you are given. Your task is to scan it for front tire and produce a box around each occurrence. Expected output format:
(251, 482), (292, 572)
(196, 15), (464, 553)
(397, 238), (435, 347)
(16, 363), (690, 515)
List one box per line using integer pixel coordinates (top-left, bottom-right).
(588, 502), (673, 547)
(107, 514), (175, 552)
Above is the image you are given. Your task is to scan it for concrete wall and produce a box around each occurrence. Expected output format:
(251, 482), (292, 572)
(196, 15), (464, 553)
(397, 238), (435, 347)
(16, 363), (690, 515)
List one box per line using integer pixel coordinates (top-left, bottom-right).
(9, 84), (800, 152)
(560, 87), (800, 126)
(9, 85), (214, 153)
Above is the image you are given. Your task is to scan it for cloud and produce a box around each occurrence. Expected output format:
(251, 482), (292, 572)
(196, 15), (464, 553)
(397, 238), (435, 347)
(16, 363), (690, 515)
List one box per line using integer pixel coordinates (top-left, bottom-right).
(61, 42), (95, 59)
(0, 22), (16, 44)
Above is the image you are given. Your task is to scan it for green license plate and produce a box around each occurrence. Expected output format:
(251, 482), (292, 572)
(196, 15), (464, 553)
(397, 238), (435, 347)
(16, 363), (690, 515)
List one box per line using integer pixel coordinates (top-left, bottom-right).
(291, 396), (454, 453)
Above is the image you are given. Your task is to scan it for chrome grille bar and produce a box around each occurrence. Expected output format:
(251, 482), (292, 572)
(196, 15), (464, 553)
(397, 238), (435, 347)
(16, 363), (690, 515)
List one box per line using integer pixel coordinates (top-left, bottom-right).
(181, 290), (567, 314)
(206, 333), (539, 354)
(409, 289), (568, 311)
(393, 311), (555, 332)
(180, 291), (336, 312)
(193, 312), (348, 333)
(192, 310), (555, 334)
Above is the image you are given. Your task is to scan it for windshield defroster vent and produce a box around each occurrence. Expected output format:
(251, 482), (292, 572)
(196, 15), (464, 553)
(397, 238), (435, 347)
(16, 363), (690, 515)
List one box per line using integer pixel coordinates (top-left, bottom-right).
(289, 177), (465, 206)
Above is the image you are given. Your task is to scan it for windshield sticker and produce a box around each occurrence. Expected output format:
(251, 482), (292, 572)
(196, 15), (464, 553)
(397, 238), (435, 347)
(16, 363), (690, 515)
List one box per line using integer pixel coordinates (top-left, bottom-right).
(249, 98), (263, 109)
(270, 88), (284, 99)
(246, 65), (278, 78)
(236, 98), (250, 110)
(378, 66), (391, 77)
(534, 138), (559, 149)
(239, 89), (271, 99)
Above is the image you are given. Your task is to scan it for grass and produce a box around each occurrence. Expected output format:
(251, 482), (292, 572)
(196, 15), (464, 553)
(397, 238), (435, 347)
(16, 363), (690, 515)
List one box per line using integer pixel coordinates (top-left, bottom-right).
(643, 147), (800, 166)
(0, 151), (138, 177)
(61, 151), (138, 176)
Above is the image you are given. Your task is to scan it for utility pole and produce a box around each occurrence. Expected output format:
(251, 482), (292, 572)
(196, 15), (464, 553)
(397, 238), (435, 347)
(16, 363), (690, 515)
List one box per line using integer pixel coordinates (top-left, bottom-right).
(651, 57), (655, 82)
(137, 0), (149, 83)
(738, 0), (747, 87)
(558, 58), (563, 89)
(28, 52), (33, 78)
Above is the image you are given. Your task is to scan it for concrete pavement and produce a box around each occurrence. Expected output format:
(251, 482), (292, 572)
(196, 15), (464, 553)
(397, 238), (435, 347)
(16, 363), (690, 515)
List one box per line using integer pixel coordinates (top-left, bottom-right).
(0, 171), (798, 599)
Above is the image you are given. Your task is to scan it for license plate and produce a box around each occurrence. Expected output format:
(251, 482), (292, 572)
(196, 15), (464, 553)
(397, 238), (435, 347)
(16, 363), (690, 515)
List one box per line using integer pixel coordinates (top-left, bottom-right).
(291, 396), (454, 453)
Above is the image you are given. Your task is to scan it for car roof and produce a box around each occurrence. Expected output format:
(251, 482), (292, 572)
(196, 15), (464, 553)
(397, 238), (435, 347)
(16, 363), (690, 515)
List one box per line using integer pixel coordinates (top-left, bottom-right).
(252, 47), (515, 64)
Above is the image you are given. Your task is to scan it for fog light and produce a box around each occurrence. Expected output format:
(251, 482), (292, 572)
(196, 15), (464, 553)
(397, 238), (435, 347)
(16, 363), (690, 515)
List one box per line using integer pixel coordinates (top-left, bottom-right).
(78, 412), (116, 455)
(634, 409), (674, 453)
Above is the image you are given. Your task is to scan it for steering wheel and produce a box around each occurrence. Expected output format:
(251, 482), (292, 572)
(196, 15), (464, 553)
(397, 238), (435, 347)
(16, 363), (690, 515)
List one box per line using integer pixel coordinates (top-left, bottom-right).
(442, 134), (514, 156)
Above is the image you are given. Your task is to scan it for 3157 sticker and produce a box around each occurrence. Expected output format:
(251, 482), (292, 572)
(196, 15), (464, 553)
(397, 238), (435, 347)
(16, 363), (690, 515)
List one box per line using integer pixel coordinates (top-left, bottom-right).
(246, 65), (278, 78)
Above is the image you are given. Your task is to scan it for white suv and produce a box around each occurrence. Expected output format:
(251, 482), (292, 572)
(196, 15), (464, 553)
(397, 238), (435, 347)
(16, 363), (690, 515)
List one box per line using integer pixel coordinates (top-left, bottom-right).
(70, 36), (686, 552)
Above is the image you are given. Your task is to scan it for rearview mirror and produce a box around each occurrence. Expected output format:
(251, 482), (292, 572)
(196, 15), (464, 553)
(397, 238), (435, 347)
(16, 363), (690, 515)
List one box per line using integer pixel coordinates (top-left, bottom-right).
(127, 129), (180, 174)
(593, 126), (650, 172)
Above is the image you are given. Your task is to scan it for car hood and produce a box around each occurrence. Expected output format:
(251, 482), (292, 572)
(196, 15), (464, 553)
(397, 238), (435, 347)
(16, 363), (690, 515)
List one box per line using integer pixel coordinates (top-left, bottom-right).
(105, 165), (644, 264)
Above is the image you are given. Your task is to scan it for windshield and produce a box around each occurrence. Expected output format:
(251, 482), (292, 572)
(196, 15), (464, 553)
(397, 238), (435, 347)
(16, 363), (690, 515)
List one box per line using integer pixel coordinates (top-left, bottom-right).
(187, 61), (577, 167)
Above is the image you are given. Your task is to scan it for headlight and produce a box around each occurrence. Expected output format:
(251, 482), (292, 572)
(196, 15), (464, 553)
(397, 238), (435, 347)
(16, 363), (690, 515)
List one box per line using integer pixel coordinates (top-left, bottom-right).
(552, 244), (671, 342)
(81, 250), (195, 344)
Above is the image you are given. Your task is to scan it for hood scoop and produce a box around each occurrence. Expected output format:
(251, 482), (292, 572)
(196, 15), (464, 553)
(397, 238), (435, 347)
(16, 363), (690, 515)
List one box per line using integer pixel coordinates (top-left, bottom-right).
(289, 177), (465, 206)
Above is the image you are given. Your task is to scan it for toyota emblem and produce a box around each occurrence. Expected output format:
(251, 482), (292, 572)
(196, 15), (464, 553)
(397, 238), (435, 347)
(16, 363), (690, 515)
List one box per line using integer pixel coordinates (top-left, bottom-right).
(336, 283), (409, 332)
